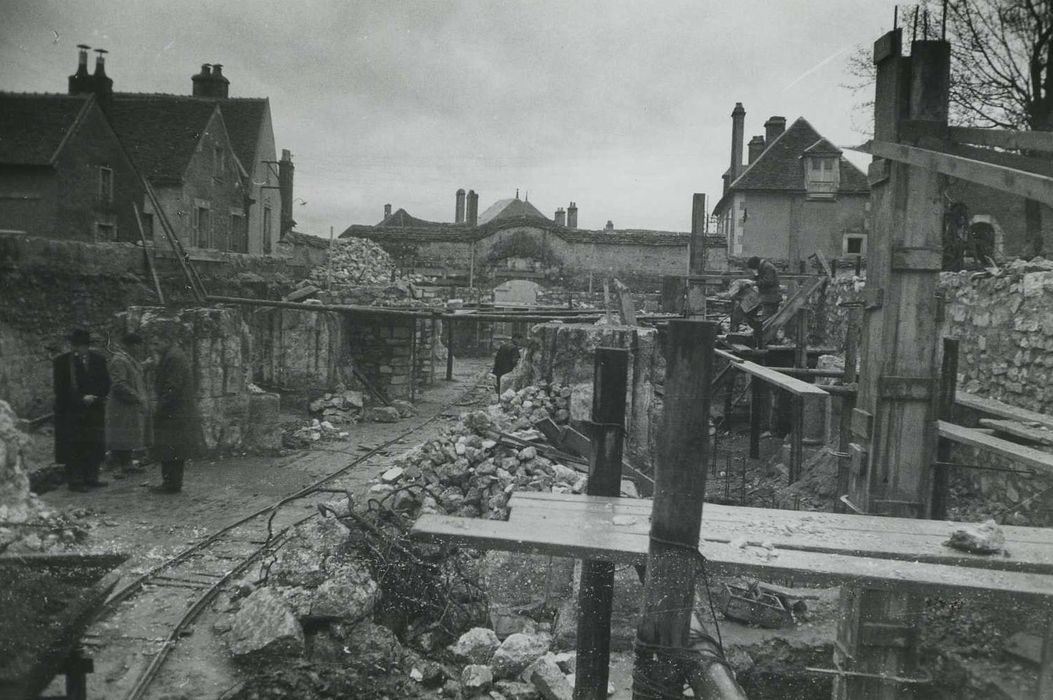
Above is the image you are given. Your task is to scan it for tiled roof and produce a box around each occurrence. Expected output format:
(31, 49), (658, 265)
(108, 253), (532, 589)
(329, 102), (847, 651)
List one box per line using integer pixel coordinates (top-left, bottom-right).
(726, 117), (868, 192)
(802, 137), (843, 156)
(378, 208), (446, 228)
(344, 222), (689, 247)
(108, 96), (220, 181)
(214, 98), (267, 172)
(0, 93), (91, 165)
(478, 197), (550, 225)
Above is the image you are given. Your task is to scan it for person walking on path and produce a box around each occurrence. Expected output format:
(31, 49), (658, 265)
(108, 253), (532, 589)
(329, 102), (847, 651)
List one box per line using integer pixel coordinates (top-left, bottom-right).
(53, 328), (111, 491)
(107, 332), (149, 477)
(747, 256), (783, 321)
(492, 333), (523, 398)
(149, 336), (198, 493)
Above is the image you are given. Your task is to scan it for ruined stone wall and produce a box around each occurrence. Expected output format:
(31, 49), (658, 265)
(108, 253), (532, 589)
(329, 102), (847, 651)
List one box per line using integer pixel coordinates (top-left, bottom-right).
(346, 317), (437, 401)
(249, 308), (347, 393)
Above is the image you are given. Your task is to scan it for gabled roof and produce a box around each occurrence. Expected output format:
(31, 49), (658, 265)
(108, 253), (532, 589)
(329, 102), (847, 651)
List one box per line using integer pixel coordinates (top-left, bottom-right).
(0, 93), (92, 165)
(378, 208), (446, 228)
(213, 98), (268, 172)
(478, 197), (550, 225)
(715, 118), (868, 214)
(108, 96), (222, 181)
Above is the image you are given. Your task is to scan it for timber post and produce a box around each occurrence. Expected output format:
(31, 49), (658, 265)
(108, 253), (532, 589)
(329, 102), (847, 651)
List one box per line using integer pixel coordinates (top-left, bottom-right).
(835, 29), (950, 700)
(834, 305), (860, 514)
(445, 318), (454, 381)
(633, 320), (718, 697)
(574, 348), (629, 700)
(790, 309), (808, 482)
(931, 338), (958, 519)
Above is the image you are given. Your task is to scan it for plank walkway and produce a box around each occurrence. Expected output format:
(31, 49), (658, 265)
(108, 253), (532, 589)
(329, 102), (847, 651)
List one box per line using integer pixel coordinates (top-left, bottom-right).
(412, 492), (1053, 607)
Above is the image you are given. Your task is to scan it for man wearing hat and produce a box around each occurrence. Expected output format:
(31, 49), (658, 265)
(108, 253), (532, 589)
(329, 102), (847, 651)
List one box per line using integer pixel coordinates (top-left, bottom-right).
(53, 328), (111, 491)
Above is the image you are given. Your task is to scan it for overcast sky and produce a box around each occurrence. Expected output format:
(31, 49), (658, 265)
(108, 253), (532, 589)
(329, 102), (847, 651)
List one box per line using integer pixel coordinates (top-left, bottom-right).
(1, 0), (897, 234)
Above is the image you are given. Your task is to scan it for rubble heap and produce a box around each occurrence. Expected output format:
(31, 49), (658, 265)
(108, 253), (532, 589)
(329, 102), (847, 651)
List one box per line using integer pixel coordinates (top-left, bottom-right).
(283, 393), (418, 448)
(306, 238), (401, 287)
(371, 383), (579, 521)
(0, 400), (92, 553)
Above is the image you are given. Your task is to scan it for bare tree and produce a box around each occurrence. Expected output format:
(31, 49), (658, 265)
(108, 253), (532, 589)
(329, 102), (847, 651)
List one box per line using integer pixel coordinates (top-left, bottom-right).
(845, 0), (1053, 255)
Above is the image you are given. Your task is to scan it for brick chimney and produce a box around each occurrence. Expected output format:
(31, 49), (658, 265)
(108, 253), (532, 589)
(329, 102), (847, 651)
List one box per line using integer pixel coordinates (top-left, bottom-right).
(278, 149), (295, 238)
(68, 45), (93, 95)
(192, 64), (213, 96)
(554, 207), (566, 226)
(210, 64), (230, 98)
(764, 116), (786, 144)
(192, 63), (229, 98)
(455, 189), (466, 223)
(605, 220), (614, 231)
(466, 190), (479, 227)
(383, 203), (392, 219)
(747, 135), (765, 164)
(567, 202), (578, 228)
(730, 102), (746, 180)
(90, 49), (113, 111)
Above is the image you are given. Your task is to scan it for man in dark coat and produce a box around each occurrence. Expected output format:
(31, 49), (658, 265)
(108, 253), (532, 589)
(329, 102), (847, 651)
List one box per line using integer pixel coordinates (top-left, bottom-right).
(747, 256), (783, 321)
(107, 332), (148, 477)
(492, 334), (523, 397)
(148, 336), (198, 493)
(53, 328), (111, 491)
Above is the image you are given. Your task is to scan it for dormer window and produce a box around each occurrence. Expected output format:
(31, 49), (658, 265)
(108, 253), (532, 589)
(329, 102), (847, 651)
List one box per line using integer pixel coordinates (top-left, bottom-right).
(806, 157), (839, 199)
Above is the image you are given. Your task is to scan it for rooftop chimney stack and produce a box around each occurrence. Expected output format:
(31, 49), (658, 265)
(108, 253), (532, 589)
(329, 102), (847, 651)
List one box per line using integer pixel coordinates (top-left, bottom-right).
(210, 64), (230, 98)
(747, 135), (766, 164)
(554, 207), (566, 226)
(68, 44), (93, 95)
(455, 188), (466, 223)
(567, 202), (578, 228)
(605, 220), (614, 232)
(278, 149), (295, 238)
(466, 190), (479, 227)
(730, 102), (746, 180)
(764, 116), (786, 144)
(383, 203), (392, 220)
(91, 49), (113, 111)
(192, 64), (213, 96)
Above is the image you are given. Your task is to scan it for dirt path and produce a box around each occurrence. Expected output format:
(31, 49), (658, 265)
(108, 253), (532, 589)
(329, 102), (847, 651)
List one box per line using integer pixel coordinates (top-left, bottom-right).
(42, 358), (491, 700)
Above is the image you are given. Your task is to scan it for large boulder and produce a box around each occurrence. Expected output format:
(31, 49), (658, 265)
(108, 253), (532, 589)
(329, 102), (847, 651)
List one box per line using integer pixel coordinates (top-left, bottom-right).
(449, 627), (501, 665)
(227, 588), (304, 661)
(528, 654), (573, 700)
(461, 664), (494, 692)
(491, 632), (552, 679)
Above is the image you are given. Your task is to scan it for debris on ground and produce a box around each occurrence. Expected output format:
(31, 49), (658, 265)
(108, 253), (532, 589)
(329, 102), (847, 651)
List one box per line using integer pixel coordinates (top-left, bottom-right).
(944, 519), (1007, 555)
(303, 237), (407, 287)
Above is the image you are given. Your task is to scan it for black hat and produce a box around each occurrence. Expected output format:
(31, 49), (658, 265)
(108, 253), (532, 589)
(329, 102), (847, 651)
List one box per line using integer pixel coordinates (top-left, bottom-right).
(69, 328), (91, 345)
(747, 256), (761, 269)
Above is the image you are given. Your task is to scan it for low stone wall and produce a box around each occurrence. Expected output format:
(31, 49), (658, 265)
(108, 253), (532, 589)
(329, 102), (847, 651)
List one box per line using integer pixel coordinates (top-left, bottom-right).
(346, 317), (438, 401)
(512, 322), (664, 469)
(249, 308), (348, 393)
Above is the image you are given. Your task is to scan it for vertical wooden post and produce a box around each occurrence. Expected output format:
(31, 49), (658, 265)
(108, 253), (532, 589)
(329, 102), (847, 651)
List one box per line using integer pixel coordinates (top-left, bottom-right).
(574, 348), (629, 700)
(835, 306), (860, 513)
(409, 320), (417, 401)
(931, 337), (958, 519)
(633, 320), (715, 698)
(429, 318), (437, 385)
(445, 318), (455, 381)
(790, 310), (808, 482)
(1039, 614), (1053, 700)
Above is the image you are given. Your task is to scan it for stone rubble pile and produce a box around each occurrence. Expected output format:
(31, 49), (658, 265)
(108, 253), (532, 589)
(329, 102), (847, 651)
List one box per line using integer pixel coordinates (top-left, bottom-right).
(305, 237), (402, 287)
(0, 399), (93, 553)
(370, 382), (581, 521)
(283, 393), (418, 448)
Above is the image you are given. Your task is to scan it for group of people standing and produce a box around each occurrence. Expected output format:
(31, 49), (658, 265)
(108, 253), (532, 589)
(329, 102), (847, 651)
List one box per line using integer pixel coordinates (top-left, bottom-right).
(53, 328), (197, 494)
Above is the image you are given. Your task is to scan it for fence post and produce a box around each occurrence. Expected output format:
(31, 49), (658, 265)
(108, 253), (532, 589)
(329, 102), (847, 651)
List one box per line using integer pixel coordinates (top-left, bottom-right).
(931, 337), (958, 519)
(574, 348), (629, 700)
(445, 318), (454, 381)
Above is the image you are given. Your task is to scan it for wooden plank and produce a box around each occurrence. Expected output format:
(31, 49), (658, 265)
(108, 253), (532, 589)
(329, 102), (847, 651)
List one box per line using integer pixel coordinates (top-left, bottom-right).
(948, 126), (1053, 153)
(957, 391), (1053, 432)
(410, 514), (1053, 606)
(868, 140), (1053, 209)
(732, 358), (831, 397)
(979, 419), (1053, 447)
(760, 275), (828, 343)
(508, 495), (1053, 574)
(938, 421), (1053, 476)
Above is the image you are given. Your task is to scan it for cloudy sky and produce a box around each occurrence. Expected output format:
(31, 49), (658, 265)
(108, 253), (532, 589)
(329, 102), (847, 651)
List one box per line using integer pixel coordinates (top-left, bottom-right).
(1, 0), (897, 234)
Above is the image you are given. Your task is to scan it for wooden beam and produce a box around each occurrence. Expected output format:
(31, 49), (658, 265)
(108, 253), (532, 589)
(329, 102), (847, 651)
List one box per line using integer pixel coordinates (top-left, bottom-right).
(948, 126), (1053, 153)
(937, 421), (1053, 476)
(956, 391), (1053, 432)
(867, 140), (1053, 209)
(730, 358), (831, 397)
(978, 419), (1053, 446)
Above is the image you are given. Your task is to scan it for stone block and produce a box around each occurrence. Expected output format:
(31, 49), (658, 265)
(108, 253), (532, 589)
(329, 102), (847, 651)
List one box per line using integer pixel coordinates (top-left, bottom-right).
(228, 588), (304, 661)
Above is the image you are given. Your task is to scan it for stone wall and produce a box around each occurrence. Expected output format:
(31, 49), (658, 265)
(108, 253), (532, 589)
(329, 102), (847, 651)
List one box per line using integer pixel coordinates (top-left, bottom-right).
(0, 233), (300, 418)
(346, 317), (438, 401)
(512, 322), (665, 470)
(249, 308), (347, 393)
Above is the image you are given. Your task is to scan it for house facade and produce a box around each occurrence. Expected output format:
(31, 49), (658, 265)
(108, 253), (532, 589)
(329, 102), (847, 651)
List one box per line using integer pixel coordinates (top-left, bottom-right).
(0, 93), (143, 242)
(713, 104), (870, 264)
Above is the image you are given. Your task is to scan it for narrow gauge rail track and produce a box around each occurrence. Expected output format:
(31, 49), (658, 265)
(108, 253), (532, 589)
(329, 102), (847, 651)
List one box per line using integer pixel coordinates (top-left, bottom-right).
(88, 374), (487, 700)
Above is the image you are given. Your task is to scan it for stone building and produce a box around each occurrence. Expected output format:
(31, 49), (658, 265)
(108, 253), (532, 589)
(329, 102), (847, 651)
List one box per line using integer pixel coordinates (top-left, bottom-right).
(0, 92), (144, 241)
(713, 103), (870, 264)
(342, 191), (724, 290)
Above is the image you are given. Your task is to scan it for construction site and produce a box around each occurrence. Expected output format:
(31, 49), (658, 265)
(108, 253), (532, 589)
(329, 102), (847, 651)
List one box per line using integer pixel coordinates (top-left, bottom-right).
(2, 4), (1053, 700)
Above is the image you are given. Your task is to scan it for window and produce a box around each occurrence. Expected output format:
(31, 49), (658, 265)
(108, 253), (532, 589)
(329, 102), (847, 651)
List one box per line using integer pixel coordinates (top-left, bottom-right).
(95, 222), (115, 241)
(213, 146), (224, 176)
(843, 233), (867, 256)
(806, 157), (839, 199)
(262, 206), (272, 254)
(98, 167), (113, 204)
(231, 212), (247, 253)
(195, 206), (211, 247)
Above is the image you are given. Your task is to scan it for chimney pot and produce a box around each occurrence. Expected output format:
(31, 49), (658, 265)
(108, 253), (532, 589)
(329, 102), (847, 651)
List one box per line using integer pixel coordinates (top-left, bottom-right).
(764, 116), (787, 144)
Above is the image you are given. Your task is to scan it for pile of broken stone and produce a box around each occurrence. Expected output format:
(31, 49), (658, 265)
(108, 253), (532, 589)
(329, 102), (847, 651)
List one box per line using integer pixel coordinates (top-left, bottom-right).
(369, 382), (582, 521)
(283, 390), (419, 447)
(304, 237), (428, 288)
(0, 399), (93, 554)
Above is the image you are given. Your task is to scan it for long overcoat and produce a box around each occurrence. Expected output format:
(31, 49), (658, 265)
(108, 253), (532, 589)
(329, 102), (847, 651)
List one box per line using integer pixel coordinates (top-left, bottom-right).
(53, 350), (111, 466)
(106, 347), (148, 451)
(152, 344), (199, 461)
